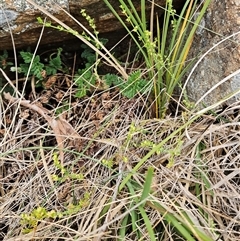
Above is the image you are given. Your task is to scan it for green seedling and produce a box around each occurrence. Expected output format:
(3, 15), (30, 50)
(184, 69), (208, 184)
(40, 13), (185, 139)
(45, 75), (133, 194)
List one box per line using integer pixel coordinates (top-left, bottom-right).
(11, 48), (63, 86)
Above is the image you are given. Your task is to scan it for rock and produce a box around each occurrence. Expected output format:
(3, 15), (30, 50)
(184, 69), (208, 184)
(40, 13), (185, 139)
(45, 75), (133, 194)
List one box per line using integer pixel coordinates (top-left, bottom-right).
(0, 0), (185, 50)
(185, 0), (240, 107)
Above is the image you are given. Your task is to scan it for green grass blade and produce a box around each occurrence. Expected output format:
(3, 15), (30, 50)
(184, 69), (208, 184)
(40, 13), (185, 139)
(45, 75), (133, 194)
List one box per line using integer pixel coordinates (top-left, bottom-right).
(140, 0), (146, 32)
(125, 0), (144, 31)
(150, 201), (196, 241)
(119, 0), (141, 31)
(138, 206), (156, 241)
(130, 209), (138, 238)
(139, 167), (154, 206)
(167, 0), (191, 54)
(150, 201), (214, 241)
(126, 180), (156, 240)
(160, 0), (171, 57)
(118, 214), (129, 240)
(103, 0), (149, 65)
(126, 182), (141, 239)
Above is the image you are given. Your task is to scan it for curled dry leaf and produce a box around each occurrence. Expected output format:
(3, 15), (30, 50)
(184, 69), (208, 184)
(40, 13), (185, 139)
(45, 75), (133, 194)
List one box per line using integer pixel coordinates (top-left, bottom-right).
(43, 75), (57, 89)
(55, 90), (64, 100)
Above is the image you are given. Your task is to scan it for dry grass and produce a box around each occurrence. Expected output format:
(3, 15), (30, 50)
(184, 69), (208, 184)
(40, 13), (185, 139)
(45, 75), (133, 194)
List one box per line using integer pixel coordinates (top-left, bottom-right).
(1, 78), (240, 240)
(1, 1), (240, 239)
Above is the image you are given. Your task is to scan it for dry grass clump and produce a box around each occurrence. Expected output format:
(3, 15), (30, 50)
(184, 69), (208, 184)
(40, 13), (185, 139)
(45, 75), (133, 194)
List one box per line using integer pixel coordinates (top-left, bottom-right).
(1, 83), (240, 240)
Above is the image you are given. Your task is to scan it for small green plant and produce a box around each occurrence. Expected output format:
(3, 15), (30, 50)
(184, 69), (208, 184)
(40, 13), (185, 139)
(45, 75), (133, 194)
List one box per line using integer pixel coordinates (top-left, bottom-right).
(104, 70), (149, 98)
(74, 43), (100, 98)
(20, 192), (91, 234)
(20, 206), (58, 234)
(11, 48), (63, 85)
(139, 136), (182, 167)
(75, 56), (149, 98)
(51, 152), (84, 182)
(166, 138), (183, 168)
(140, 140), (164, 155)
(101, 158), (114, 168)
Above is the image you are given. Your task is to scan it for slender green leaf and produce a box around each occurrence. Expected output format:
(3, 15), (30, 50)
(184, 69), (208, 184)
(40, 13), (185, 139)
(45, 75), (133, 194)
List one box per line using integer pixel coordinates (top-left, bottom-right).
(139, 167), (154, 206)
